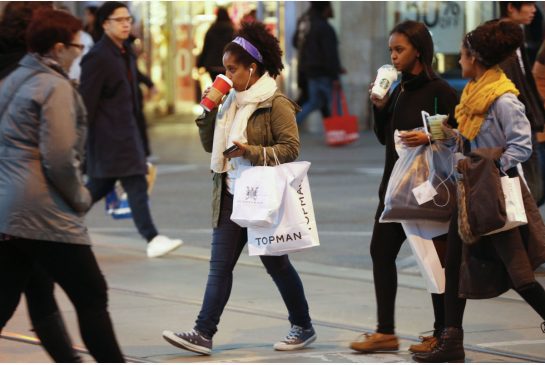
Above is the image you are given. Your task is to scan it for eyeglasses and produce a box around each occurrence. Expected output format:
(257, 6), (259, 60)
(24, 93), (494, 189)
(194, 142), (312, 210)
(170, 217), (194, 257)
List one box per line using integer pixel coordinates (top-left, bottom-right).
(107, 16), (134, 24)
(66, 43), (85, 51)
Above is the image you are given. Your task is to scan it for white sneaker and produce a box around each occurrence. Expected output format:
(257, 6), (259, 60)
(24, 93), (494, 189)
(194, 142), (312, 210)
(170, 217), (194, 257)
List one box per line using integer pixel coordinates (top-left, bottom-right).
(146, 235), (183, 258)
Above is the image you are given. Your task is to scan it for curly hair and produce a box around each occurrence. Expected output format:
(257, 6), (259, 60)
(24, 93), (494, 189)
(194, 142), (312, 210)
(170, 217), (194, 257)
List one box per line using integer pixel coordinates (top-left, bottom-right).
(223, 22), (284, 78)
(463, 19), (523, 67)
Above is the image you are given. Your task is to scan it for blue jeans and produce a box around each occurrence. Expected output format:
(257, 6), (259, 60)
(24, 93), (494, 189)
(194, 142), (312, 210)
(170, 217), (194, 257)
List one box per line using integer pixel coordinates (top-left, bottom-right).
(194, 188), (312, 338)
(296, 77), (333, 124)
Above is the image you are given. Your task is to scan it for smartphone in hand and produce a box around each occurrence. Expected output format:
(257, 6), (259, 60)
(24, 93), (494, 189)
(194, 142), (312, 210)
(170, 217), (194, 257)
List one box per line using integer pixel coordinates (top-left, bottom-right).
(223, 145), (239, 156)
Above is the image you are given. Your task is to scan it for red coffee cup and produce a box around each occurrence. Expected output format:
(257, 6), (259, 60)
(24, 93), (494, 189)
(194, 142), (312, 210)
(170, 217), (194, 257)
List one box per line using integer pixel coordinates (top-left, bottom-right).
(200, 74), (233, 112)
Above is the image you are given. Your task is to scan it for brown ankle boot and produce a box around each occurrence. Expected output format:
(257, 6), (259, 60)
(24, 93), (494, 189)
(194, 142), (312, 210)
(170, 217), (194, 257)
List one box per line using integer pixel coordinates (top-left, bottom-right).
(412, 327), (465, 363)
(349, 332), (399, 353)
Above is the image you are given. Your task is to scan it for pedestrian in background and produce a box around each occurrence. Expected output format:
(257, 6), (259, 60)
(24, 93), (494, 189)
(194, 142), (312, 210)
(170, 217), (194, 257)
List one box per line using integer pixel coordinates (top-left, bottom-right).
(350, 20), (458, 354)
(0, 8), (124, 362)
(80, 1), (182, 258)
(499, 1), (545, 206)
(414, 19), (545, 363)
(162, 21), (316, 355)
(84, 5), (100, 42)
(0, 2), (83, 362)
(292, 3), (328, 117)
(197, 7), (235, 81)
(296, 1), (342, 126)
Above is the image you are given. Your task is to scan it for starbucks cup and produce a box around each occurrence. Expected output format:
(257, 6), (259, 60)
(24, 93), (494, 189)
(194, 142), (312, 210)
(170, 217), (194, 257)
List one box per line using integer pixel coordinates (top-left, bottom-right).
(427, 114), (449, 140)
(371, 64), (398, 99)
(200, 74), (233, 112)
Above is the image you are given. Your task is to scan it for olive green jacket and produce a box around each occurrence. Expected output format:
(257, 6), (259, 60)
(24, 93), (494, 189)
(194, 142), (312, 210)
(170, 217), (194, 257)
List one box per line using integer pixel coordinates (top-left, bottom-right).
(195, 90), (301, 227)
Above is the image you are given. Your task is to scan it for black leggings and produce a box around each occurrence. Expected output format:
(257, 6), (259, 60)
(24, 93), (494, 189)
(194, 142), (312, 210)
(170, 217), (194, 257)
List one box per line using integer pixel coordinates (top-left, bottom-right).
(370, 220), (445, 334)
(0, 239), (124, 362)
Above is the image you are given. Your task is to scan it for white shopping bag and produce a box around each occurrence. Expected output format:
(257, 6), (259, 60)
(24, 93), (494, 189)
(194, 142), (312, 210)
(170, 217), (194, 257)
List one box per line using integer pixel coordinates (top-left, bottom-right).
(231, 149), (287, 228)
(247, 161), (320, 256)
(402, 221), (448, 294)
(484, 176), (528, 235)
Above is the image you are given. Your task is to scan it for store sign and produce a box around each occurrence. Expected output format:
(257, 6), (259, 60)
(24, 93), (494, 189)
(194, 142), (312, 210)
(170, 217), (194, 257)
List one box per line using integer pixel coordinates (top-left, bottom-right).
(396, 1), (464, 54)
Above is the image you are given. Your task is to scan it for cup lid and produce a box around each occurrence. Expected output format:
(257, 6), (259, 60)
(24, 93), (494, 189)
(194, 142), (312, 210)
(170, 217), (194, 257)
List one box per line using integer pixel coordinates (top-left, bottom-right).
(217, 74), (233, 86)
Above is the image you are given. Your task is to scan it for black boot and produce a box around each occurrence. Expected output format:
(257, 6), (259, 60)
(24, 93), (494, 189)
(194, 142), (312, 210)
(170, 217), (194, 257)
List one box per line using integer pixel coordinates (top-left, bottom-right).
(413, 327), (465, 363)
(32, 311), (82, 362)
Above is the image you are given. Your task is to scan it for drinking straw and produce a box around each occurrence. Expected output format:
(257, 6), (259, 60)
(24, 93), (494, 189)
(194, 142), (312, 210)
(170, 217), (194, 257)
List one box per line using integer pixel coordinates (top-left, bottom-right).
(434, 97), (438, 114)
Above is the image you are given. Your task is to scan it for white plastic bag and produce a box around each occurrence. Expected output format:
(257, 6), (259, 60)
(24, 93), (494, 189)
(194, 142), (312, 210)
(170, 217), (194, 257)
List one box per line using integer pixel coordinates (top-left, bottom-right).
(231, 148), (286, 228)
(484, 176), (528, 235)
(247, 161), (320, 256)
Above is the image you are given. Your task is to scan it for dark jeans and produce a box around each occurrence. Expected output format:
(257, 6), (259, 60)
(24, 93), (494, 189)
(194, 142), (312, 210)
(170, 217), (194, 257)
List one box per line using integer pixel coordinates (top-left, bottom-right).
(194, 189), (312, 338)
(0, 239), (124, 362)
(86, 175), (158, 241)
(296, 76), (333, 124)
(370, 220), (445, 334)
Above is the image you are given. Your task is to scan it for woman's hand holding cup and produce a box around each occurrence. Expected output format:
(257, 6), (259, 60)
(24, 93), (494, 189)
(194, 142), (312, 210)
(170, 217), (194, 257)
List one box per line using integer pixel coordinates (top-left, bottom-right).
(369, 82), (389, 110)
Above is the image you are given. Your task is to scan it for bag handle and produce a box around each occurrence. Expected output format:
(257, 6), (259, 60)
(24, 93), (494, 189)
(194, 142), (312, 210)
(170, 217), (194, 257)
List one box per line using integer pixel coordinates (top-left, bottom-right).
(330, 83), (350, 117)
(262, 146), (280, 166)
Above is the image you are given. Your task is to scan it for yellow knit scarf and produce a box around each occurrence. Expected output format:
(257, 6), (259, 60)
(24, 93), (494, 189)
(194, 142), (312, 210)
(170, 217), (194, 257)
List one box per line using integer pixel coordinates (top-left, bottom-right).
(455, 66), (519, 141)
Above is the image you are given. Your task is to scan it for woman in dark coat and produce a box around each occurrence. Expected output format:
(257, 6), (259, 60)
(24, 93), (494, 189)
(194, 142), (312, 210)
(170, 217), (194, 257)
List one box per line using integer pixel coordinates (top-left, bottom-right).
(349, 20), (458, 354)
(197, 7), (235, 81)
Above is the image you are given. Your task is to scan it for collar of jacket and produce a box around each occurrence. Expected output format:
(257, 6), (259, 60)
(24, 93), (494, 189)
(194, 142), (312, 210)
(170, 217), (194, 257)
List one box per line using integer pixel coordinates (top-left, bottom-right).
(253, 89), (301, 112)
(99, 34), (129, 57)
(19, 53), (67, 80)
(400, 70), (436, 91)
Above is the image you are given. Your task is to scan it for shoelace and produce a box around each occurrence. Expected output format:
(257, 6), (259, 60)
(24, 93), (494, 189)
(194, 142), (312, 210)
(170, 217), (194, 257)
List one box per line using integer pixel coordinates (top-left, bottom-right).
(178, 329), (199, 338)
(285, 325), (304, 340)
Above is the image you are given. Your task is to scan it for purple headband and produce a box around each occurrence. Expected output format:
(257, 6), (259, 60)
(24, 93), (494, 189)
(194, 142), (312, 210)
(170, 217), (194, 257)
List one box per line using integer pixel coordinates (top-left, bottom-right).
(232, 36), (263, 64)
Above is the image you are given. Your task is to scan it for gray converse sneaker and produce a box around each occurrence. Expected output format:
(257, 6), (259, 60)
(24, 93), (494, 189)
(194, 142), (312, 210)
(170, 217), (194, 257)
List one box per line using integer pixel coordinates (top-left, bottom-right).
(162, 329), (212, 355)
(273, 325), (317, 351)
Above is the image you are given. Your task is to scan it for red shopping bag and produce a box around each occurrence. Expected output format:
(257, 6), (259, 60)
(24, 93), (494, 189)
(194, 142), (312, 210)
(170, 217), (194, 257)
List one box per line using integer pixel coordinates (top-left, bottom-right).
(323, 85), (359, 146)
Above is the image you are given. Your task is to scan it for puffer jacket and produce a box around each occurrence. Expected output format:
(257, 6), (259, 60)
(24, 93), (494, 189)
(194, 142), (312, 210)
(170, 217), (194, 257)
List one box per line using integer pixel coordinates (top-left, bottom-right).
(0, 54), (91, 245)
(195, 90), (300, 227)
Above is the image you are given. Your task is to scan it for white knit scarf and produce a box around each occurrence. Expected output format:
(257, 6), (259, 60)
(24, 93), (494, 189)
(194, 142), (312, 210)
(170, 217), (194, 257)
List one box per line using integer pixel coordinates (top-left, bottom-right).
(210, 72), (277, 173)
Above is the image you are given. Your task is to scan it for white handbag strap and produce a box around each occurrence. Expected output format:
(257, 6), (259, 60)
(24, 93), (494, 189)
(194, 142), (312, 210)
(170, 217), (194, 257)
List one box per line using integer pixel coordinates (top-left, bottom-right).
(262, 147), (281, 166)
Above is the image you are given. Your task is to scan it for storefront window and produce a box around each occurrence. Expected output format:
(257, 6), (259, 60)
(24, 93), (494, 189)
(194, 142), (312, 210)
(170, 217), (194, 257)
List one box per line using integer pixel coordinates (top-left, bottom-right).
(387, 1), (496, 92)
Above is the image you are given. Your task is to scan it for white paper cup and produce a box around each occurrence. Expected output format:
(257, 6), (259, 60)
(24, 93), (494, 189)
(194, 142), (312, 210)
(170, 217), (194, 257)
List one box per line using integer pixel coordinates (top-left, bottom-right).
(371, 65), (398, 99)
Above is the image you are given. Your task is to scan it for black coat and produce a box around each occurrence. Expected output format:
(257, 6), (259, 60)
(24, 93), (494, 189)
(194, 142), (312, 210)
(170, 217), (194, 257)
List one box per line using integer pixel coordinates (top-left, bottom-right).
(373, 72), (458, 220)
(500, 50), (545, 133)
(299, 9), (341, 80)
(197, 21), (234, 73)
(79, 35), (147, 178)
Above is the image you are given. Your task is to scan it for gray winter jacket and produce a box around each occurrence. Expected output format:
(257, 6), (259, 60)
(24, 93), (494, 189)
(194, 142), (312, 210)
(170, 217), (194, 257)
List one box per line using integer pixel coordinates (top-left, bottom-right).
(0, 54), (91, 245)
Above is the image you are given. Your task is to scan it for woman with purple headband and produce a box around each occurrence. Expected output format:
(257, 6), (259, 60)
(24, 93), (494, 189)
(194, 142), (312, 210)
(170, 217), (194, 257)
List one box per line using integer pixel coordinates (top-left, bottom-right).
(162, 21), (316, 356)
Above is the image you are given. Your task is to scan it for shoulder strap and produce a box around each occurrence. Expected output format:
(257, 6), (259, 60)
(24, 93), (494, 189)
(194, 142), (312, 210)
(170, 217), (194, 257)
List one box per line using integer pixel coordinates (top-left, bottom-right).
(0, 70), (40, 122)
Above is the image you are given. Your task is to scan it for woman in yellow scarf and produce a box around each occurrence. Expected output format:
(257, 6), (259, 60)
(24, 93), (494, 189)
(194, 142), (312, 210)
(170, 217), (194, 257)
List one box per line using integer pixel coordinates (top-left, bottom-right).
(415, 20), (545, 363)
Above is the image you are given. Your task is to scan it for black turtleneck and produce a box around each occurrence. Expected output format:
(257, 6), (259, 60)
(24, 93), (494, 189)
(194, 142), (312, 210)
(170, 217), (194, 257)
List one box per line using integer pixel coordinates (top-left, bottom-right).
(372, 71), (459, 220)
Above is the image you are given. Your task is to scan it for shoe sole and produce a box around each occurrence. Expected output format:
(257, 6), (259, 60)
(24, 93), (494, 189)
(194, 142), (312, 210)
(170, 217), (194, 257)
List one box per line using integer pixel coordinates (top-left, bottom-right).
(274, 333), (317, 351)
(162, 330), (211, 355)
(350, 344), (399, 353)
(147, 240), (184, 258)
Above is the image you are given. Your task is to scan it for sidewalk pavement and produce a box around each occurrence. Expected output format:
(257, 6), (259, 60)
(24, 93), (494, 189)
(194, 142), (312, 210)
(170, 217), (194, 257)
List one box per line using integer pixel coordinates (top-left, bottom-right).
(2, 231), (545, 363)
